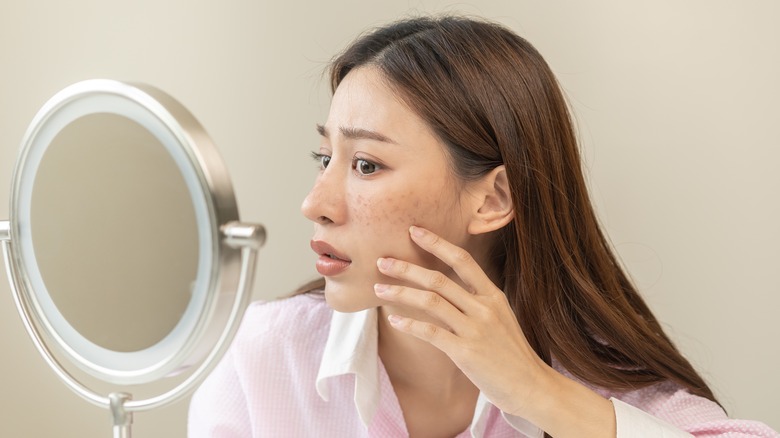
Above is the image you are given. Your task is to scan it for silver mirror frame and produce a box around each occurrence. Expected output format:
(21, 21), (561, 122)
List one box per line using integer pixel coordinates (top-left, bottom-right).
(0, 80), (265, 435)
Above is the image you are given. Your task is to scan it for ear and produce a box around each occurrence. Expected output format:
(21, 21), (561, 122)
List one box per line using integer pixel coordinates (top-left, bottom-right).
(467, 165), (514, 235)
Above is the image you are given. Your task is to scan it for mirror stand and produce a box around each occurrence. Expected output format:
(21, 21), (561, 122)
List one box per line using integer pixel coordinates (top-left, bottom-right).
(110, 392), (133, 438)
(1, 220), (265, 437)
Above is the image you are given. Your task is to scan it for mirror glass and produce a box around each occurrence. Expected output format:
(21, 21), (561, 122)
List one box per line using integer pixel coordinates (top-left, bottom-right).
(30, 112), (199, 352)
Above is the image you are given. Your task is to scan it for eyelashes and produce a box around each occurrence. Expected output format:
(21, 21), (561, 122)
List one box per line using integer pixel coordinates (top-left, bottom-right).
(310, 151), (330, 169)
(310, 151), (381, 176)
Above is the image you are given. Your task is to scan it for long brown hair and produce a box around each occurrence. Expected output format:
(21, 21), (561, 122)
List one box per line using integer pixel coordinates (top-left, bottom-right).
(320, 15), (717, 404)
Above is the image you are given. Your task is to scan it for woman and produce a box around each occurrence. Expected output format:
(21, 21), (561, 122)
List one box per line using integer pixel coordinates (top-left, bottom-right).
(189, 16), (778, 437)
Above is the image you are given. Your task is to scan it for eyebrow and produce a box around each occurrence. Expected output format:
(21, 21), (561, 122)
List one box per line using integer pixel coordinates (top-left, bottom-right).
(316, 124), (397, 145)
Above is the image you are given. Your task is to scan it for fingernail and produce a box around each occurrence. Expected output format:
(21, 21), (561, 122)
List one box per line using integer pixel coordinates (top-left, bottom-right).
(374, 283), (389, 295)
(388, 314), (402, 325)
(409, 226), (425, 238)
(377, 257), (392, 270)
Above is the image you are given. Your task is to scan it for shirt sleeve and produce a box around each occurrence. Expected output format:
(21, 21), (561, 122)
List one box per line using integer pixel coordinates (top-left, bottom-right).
(188, 347), (253, 438)
(611, 385), (779, 438)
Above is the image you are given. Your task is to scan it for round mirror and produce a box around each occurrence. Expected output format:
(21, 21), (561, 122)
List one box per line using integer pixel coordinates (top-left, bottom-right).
(0, 79), (264, 432)
(32, 112), (199, 356)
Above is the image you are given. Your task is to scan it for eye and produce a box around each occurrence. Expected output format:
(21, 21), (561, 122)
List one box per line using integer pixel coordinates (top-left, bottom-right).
(310, 151), (331, 170)
(353, 158), (379, 176)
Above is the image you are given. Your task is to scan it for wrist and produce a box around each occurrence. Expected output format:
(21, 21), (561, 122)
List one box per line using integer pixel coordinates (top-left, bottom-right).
(500, 358), (558, 419)
(515, 366), (616, 438)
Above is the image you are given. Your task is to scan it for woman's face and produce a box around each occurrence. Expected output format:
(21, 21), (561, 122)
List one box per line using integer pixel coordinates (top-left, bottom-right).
(301, 66), (486, 312)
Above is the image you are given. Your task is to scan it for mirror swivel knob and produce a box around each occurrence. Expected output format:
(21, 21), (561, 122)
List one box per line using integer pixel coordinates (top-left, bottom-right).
(221, 221), (266, 250)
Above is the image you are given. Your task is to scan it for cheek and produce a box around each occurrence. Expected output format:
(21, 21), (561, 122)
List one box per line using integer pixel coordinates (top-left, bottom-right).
(351, 191), (442, 230)
(351, 190), (457, 271)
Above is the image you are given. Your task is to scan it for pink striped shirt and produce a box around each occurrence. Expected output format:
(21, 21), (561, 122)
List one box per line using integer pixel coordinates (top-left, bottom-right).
(188, 292), (778, 437)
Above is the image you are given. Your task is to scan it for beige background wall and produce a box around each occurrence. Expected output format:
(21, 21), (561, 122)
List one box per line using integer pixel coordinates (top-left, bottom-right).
(1, 1), (777, 436)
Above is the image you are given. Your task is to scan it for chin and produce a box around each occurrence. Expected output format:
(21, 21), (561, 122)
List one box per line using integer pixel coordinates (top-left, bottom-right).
(321, 278), (380, 313)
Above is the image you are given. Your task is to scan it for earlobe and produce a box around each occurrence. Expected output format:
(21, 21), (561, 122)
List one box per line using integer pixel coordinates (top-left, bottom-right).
(467, 165), (514, 235)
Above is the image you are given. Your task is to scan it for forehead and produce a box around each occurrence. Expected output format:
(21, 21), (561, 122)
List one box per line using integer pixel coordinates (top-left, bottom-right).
(326, 67), (436, 144)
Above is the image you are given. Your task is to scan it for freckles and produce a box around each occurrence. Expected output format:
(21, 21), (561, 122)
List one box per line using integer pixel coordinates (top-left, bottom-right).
(352, 194), (397, 227)
(351, 190), (446, 230)
(398, 193), (445, 231)
(387, 199), (414, 228)
(351, 194), (371, 225)
(390, 191), (418, 228)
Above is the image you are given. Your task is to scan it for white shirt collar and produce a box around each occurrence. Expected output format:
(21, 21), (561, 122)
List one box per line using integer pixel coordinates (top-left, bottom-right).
(315, 308), (380, 427)
(315, 308), (543, 437)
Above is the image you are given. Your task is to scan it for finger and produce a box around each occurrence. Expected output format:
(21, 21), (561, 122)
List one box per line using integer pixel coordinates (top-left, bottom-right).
(385, 314), (460, 354)
(374, 283), (471, 333)
(377, 257), (473, 312)
(408, 226), (493, 295)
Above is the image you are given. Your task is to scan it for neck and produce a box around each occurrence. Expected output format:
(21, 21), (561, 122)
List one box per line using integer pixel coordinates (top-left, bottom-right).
(377, 305), (478, 399)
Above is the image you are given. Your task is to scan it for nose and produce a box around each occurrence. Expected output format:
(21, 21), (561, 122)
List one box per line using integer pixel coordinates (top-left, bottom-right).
(301, 168), (346, 226)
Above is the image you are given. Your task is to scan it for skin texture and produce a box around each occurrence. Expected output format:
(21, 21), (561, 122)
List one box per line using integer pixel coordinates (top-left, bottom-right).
(301, 66), (616, 438)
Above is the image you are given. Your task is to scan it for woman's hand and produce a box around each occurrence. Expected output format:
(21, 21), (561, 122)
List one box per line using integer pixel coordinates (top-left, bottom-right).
(373, 225), (551, 417)
(374, 226), (617, 437)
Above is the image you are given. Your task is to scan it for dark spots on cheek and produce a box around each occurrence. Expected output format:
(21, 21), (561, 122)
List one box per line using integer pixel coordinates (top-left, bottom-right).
(392, 191), (418, 228)
(387, 199), (415, 228)
(351, 190), (444, 230)
(351, 194), (370, 225)
(352, 194), (396, 227)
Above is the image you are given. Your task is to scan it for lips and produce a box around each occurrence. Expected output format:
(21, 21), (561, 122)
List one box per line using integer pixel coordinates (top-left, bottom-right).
(310, 240), (352, 276)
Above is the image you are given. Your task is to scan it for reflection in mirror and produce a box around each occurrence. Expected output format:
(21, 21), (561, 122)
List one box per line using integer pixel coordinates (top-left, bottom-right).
(30, 112), (199, 352)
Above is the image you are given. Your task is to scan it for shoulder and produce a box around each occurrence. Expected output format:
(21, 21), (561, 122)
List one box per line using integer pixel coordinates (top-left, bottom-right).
(189, 291), (334, 437)
(240, 291), (331, 332)
(230, 291), (333, 357)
